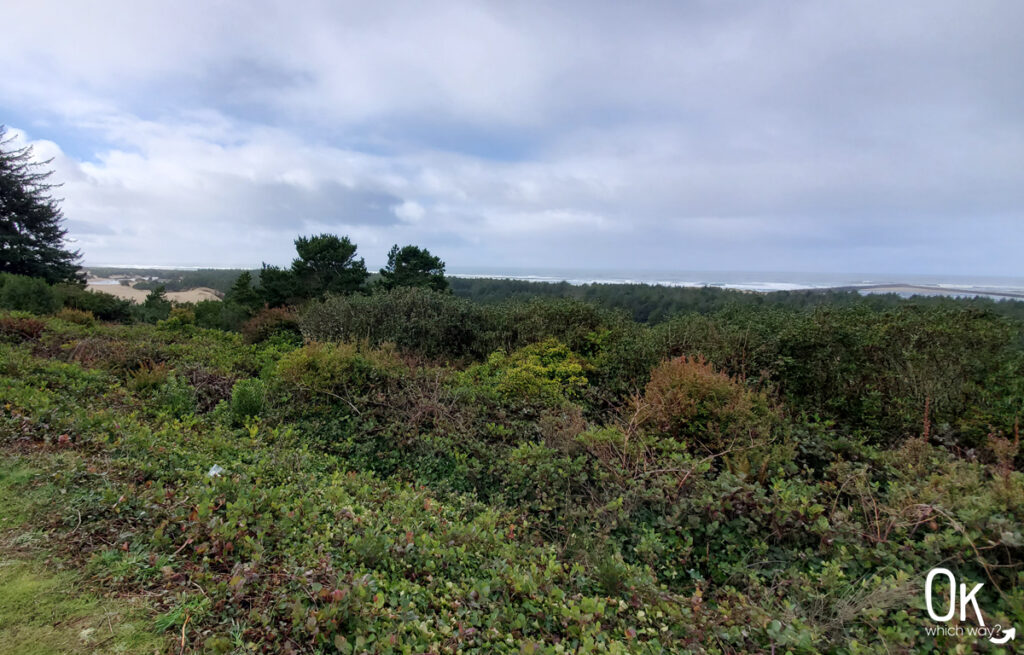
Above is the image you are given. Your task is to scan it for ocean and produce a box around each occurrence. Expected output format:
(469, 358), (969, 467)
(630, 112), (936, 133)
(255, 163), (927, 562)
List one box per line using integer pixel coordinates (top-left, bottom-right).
(446, 268), (1024, 300)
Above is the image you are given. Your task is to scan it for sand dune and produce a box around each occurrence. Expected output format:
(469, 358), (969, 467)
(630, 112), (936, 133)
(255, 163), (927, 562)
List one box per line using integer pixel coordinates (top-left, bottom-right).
(86, 280), (222, 304)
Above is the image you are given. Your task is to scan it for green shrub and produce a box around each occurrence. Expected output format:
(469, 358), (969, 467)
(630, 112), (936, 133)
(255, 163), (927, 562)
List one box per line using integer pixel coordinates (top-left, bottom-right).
(55, 307), (95, 325)
(154, 374), (196, 417)
(773, 305), (1015, 443)
(193, 299), (224, 329)
(500, 440), (606, 526)
(158, 306), (195, 331)
(230, 378), (266, 423)
(481, 297), (629, 355)
(192, 300), (251, 332)
(54, 284), (133, 322)
(461, 338), (589, 407)
(301, 289), (629, 363)
(301, 287), (484, 359)
(275, 341), (404, 402)
(592, 551), (643, 596)
(126, 361), (170, 393)
(0, 273), (61, 314)
(649, 308), (785, 382)
(5, 296), (1024, 653)
(132, 287), (172, 323)
(630, 305), (1019, 447)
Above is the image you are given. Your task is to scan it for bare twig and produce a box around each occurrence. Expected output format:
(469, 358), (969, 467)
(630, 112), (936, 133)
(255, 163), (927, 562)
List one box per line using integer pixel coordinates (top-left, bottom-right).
(68, 508), (82, 535)
(298, 384), (362, 416)
(179, 613), (191, 655)
(172, 537), (194, 557)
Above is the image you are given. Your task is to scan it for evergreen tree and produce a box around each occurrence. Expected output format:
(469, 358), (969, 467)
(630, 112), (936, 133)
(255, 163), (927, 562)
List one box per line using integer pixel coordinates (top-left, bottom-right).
(0, 126), (82, 283)
(378, 244), (448, 292)
(224, 270), (261, 311)
(291, 234), (368, 297)
(258, 264), (301, 308)
(132, 285), (172, 323)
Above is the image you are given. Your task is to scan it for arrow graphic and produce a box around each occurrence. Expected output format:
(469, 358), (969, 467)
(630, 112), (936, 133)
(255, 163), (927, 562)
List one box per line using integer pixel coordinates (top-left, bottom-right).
(990, 626), (1015, 645)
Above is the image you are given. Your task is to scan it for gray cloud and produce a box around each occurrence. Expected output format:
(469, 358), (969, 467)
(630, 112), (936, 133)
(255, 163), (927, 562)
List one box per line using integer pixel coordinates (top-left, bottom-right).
(218, 179), (403, 229)
(64, 220), (117, 236)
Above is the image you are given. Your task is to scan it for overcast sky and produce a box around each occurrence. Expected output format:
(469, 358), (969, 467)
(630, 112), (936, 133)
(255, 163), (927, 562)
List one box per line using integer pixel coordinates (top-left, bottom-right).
(3, 1), (1023, 275)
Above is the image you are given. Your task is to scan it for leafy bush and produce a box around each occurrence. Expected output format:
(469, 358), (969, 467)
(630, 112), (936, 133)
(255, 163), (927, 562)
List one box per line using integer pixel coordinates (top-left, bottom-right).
(230, 378), (266, 423)
(637, 355), (777, 454)
(301, 287), (484, 359)
(154, 374), (196, 417)
(614, 305), (1021, 447)
(126, 361), (170, 392)
(772, 306), (1016, 443)
(6, 291), (1024, 653)
(0, 313), (46, 341)
(131, 287), (172, 323)
(481, 297), (629, 355)
(54, 307), (95, 325)
(54, 283), (133, 322)
(0, 273), (61, 314)
(461, 338), (589, 407)
(301, 288), (628, 362)
(241, 306), (301, 344)
(193, 299), (251, 332)
(275, 341), (404, 402)
(158, 306), (195, 331)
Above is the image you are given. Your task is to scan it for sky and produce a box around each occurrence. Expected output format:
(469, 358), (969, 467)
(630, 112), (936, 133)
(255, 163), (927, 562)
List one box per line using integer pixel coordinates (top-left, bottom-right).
(2, 1), (1023, 275)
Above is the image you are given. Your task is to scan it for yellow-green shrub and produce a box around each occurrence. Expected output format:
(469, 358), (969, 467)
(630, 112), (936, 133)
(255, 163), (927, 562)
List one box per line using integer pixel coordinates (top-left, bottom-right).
(275, 341), (404, 400)
(126, 361), (170, 392)
(462, 338), (588, 407)
(230, 378), (266, 423)
(158, 306), (196, 331)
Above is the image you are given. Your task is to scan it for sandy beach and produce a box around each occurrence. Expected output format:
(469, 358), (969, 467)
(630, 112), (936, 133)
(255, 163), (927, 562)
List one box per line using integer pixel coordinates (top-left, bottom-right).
(86, 279), (222, 304)
(850, 284), (1024, 300)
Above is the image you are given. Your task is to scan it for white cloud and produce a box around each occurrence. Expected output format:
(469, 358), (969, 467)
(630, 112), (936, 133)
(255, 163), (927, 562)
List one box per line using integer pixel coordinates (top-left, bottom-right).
(1, 1), (1022, 274)
(394, 200), (425, 222)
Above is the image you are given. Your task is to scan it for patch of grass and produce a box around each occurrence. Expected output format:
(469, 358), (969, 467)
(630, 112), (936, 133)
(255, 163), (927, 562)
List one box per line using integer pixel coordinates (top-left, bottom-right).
(0, 464), (42, 528)
(0, 559), (162, 655)
(0, 458), (164, 655)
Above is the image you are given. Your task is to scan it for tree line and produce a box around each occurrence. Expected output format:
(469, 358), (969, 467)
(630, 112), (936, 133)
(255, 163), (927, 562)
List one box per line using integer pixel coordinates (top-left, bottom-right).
(224, 235), (448, 310)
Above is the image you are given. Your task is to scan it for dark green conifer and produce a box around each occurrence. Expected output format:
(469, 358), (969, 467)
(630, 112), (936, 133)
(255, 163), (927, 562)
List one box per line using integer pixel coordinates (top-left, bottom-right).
(0, 126), (82, 283)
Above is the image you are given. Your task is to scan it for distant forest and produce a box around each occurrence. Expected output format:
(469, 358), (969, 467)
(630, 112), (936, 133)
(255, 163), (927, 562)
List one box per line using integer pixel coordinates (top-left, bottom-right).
(450, 277), (1024, 322)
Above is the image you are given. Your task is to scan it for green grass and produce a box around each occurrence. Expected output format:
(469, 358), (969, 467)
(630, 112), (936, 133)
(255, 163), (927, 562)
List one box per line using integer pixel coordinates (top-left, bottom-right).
(0, 458), (164, 655)
(0, 464), (40, 527)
